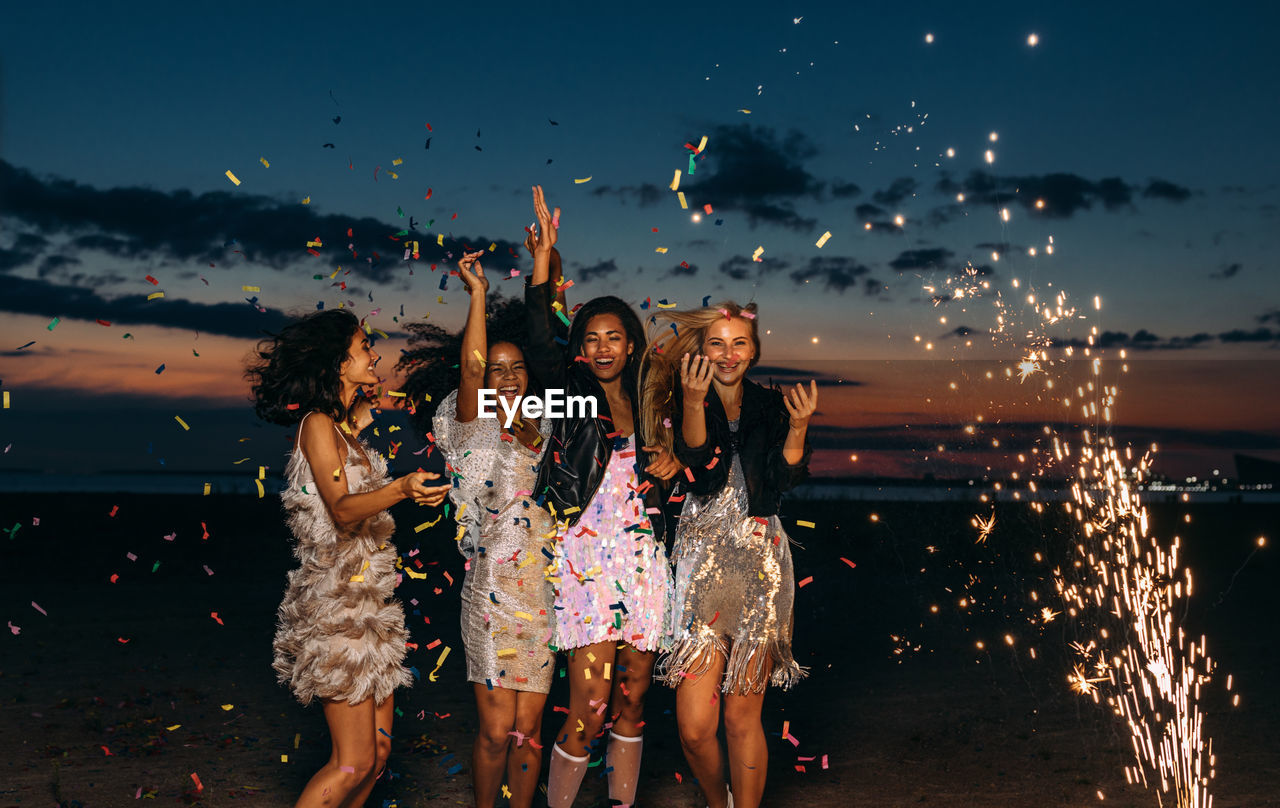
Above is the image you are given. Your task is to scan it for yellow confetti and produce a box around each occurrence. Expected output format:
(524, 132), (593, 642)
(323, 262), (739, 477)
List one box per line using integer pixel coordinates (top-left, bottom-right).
(586, 652), (597, 663)
(2, 391), (9, 408)
(405, 568), (427, 579)
(225, 170), (241, 186)
(147, 291), (165, 301)
(604, 662), (612, 680)
(428, 645), (452, 682)
(254, 479), (264, 498)
(373, 328), (389, 339)
(349, 575), (365, 582)
(816, 231), (832, 249)
(387, 171), (398, 179)
(669, 170), (681, 191)
(696, 135), (708, 153)
(259, 157), (270, 168)
(242, 285), (260, 292)
(392, 158), (403, 166)
(174, 415), (190, 431)
(473, 348), (486, 364)
(657, 301), (677, 309)
(583, 668), (592, 680)
(221, 704), (234, 711)
(496, 648), (517, 658)
(166, 724), (181, 731)
(655, 247), (668, 254)
(488, 242), (497, 252)
(437, 234), (444, 246)
(562, 506), (580, 515)
(259, 466), (266, 479)
(202, 483), (211, 496)
(738, 108), (752, 114)
(281, 754), (288, 763)
(677, 191), (688, 209)
(796, 520), (816, 528)
(752, 245), (764, 262)
(514, 611), (534, 620)
(574, 176), (592, 184)
(301, 196), (310, 205)
(293, 733), (301, 749)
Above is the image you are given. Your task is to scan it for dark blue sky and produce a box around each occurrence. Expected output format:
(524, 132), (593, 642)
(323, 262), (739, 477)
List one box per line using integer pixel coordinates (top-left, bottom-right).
(2, 1), (1278, 478)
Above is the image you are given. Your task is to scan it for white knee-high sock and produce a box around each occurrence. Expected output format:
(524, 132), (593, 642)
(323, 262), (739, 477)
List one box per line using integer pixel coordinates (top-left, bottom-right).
(606, 731), (643, 808)
(547, 743), (590, 807)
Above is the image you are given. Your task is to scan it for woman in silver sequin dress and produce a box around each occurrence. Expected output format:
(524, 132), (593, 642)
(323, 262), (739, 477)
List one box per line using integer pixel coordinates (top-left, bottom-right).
(642, 302), (818, 808)
(432, 249), (557, 808)
(247, 309), (451, 808)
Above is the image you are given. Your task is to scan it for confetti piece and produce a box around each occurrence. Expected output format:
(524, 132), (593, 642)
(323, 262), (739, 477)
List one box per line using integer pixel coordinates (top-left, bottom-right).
(703, 203), (714, 215)
(738, 108), (751, 114)
(145, 274), (159, 285)
(155, 363), (166, 374)
(696, 135), (708, 153)
(840, 557), (857, 568)
(167, 724), (181, 731)
(669, 170), (681, 191)
(301, 196), (310, 205)
(174, 415), (190, 431)
(428, 645), (452, 682)
(31, 601), (47, 616)
(46, 317), (60, 331)
(816, 231), (832, 248)
(147, 291), (165, 300)
(752, 246), (764, 262)
(242, 285), (260, 292)
(796, 520), (815, 528)
(260, 157), (270, 167)
(224, 170), (240, 186)
(211, 611), (223, 625)
(574, 176), (592, 184)
(254, 479), (265, 498)
(2, 392), (8, 409)
(221, 703), (234, 711)
(392, 158), (403, 166)
(655, 247), (668, 254)
(798, 576), (814, 588)
(677, 191), (688, 209)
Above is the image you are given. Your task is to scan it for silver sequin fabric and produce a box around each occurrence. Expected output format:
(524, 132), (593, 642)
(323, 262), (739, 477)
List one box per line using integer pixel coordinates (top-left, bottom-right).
(660, 421), (806, 694)
(433, 390), (558, 693)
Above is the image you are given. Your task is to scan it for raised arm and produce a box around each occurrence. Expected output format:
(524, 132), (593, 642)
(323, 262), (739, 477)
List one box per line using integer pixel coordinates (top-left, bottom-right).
(529, 184), (560, 286)
(455, 249), (489, 423)
(524, 185), (567, 387)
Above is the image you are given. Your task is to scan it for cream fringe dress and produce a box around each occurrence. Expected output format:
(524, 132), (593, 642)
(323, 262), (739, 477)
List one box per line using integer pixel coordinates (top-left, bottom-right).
(272, 413), (414, 706)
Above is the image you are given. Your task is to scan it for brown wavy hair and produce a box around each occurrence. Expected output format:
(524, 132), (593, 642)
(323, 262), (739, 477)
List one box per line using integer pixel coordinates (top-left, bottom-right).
(639, 301), (761, 461)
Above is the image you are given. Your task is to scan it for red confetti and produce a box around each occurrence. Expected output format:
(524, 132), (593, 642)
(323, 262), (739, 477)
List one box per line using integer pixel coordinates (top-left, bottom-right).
(144, 275), (159, 285)
(96, 319), (112, 326)
(839, 557), (857, 569)
(108, 505), (119, 517)
(190, 772), (204, 792)
(798, 576), (814, 588)
(210, 612), (224, 625)
(425, 188), (432, 200)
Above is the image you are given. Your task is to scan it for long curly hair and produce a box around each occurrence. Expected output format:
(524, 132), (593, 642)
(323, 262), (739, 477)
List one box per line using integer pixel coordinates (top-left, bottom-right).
(396, 292), (540, 436)
(640, 300), (761, 459)
(246, 308), (361, 426)
(566, 295), (647, 413)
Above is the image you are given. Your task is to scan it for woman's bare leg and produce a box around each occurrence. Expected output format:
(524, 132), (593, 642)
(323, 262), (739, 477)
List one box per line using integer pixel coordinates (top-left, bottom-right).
(472, 685), (518, 808)
(507, 690), (547, 808)
(554, 641), (617, 756)
(295, 698), (378, 808)
(723, 655), (772, 808)
(341, 694), (396, 808)
(675, 648), (729, 808)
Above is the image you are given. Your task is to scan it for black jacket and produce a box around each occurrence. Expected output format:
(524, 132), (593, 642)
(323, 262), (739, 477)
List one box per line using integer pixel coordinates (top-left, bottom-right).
(673, 379), (811, 516)
(523, 280), (672, 544)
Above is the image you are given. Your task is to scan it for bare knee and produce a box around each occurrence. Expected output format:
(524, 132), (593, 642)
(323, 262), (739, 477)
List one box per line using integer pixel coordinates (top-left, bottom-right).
(722, 701), (762, 742)
(514, 711), (542, 744)
(478, 713), (515, 752)
(335, 750), (377, 787)
(678, 709), (719, 751)
(373, 737), (391, 773)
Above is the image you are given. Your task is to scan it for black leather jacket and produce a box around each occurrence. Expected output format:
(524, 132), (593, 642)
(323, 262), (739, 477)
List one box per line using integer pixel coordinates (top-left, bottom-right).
(523, 280), (671, 544)
(673, 379), (811, 515)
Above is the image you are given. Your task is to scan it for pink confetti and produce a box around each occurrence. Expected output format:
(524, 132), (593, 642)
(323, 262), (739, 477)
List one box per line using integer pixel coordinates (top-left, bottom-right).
(8, 621), (20, 635)
(203, 565), (215, 576)
(30, 601), (46, 616)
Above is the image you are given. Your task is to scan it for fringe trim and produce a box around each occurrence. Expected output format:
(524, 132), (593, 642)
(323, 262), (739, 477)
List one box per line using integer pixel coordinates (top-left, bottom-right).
(658, 631), (807, 694)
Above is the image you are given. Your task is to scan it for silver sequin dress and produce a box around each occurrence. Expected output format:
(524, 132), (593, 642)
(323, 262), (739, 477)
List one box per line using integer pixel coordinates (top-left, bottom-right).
(433, 390), (557, 693)
(273, 414), (414, 706)
(661, 420), (806, 694)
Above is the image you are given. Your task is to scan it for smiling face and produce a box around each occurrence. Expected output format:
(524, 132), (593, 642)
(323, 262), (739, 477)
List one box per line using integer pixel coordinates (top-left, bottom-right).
(580, 312), (633, 382)
(340, 328), (381, 388)
(701, 317), (756, 386)
(485, 341), (530, 405)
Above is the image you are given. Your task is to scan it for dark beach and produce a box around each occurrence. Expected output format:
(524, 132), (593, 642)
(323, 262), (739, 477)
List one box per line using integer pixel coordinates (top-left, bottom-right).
(1, 491), (1276, 807)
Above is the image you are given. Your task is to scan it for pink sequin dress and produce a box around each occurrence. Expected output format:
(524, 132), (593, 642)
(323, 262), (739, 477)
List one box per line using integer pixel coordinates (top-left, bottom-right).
(549, 435), (673, 652)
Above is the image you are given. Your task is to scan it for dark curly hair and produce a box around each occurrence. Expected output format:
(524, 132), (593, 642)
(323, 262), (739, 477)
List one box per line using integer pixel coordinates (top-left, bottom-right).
(246, 309), (362, 425)
(396, 292), (542, 436)
(566, 295), (647, 408)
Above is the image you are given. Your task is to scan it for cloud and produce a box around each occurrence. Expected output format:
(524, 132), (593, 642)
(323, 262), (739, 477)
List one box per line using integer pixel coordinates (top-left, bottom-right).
(0, 159), (524, 285)
(1143, 179), (1193, 202)
(1257, 309), (1280, 325)
(0, 273), (293, 339)
(589, 183), (665, 207)
(575, 259), (620, 282)
(1218, 327), (1278, 343)
(1052, 330), (1216, 351)
(830, 181), (862, 198)
(872, 177), (918, 207)
(855, 203), (886, 219)
(1210, 262), (1242, 279)
(789, 256), (877, 294)
(888, 247), (954, 271)
(610, 124), (826, 231)
(718, 255), (774, 281)
(933, 170), (1191, 218)
(748, 365), (863, 388)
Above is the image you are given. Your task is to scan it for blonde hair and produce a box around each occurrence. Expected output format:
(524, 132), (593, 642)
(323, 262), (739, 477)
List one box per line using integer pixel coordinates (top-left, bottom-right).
(640, 301), (761, 464)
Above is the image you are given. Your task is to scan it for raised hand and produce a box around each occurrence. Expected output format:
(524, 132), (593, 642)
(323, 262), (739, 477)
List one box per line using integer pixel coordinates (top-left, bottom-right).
(402, 471), (452, 507)
(642, 444), (684, 481)
(783, 381), (818, 430)
(458, 250), (489, 296)
(680, 353), (714, 405)
(530, 185), (560, 254)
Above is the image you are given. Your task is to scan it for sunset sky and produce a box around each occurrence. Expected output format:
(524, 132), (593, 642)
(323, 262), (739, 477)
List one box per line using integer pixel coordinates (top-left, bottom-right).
(2, 2), (1278, 482)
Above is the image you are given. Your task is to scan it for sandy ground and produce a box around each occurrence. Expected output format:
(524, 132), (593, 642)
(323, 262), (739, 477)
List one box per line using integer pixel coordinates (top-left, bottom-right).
(1, 494), (1276, 807)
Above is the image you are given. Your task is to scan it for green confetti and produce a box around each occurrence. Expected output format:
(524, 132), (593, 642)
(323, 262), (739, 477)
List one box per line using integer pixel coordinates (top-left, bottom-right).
(47, 317), (61, 331)
(151, 560), (161, 572)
